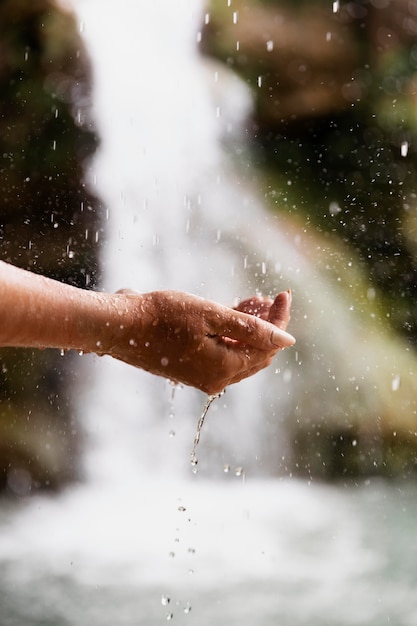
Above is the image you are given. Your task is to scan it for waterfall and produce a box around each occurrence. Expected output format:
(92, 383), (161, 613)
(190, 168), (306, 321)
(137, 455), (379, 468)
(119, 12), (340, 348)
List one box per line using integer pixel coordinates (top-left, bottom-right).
(62, 0), (408, 484)
(70, 0), (302, 484)
(1, 3), (417, 625)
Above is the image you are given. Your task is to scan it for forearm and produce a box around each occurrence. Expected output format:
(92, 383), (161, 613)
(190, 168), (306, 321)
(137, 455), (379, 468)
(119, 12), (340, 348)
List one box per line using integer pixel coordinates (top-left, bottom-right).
(0, 261), (295, 394)
(0, 261), (122, 353)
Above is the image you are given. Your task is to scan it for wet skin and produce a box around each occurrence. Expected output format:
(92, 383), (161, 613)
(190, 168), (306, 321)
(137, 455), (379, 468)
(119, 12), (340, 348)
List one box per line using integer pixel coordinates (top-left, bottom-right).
(0, 261), (295, 394)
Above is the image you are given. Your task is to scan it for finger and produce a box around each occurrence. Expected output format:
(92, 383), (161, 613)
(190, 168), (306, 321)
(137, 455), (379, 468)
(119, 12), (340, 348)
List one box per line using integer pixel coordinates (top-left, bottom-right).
(209, 308), (295, 350)
(234, 296), (273, 321)
(268, 290), (292, 331)
(216, 343), (275, 387)
(115, 288), (138, 295)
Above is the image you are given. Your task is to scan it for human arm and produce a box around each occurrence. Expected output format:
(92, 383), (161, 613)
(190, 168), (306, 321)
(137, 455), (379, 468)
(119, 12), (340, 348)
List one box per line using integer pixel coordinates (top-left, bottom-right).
(0, 261), (295, 394)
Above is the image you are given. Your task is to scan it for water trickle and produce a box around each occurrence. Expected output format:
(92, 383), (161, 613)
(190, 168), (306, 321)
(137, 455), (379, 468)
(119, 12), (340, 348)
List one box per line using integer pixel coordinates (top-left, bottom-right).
(190, 391), (224, 468)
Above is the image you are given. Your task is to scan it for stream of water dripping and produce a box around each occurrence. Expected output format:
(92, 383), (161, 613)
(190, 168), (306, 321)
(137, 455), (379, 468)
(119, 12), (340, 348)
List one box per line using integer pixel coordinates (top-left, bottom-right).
(190, 391), (224, 468)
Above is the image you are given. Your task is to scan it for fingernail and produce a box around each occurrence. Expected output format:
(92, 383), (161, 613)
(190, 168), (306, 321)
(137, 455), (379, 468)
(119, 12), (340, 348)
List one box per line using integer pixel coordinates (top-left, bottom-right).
(271, 328), (296, 348)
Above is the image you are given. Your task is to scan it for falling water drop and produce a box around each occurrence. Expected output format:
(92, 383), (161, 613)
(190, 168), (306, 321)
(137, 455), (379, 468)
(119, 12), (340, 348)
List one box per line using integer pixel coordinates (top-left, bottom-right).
(332, 0), (340, 12)
(401, 141), (409, 157)
(391, 374), (401, 392)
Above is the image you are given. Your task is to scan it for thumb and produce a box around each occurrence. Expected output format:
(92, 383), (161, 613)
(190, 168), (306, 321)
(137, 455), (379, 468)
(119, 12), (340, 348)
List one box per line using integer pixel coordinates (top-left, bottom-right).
(268, 290), (292, 331)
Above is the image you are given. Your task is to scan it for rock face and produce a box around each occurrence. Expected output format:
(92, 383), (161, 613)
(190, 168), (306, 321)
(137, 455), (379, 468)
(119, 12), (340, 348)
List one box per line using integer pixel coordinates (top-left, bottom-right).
(201, 0), (417, 478)
(0, 0), (102, 493)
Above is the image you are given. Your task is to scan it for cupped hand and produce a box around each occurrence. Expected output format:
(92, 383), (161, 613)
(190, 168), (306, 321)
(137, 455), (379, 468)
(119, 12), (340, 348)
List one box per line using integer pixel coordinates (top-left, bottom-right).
(106, 290), (295, 394)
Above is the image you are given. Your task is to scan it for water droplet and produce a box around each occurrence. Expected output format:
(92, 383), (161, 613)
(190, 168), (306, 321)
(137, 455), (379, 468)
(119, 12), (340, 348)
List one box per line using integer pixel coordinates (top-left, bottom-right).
(166, 612), (174, 621)
(161, 595), (170, 606)
(177, 506), (186, 512)
(401, 141), (409, 157)
(235, 466), (244, 477)
(391, 374), (400, 391)
(223, 464), (230, 473)
(332, 0), (340, 13)
(329, 201), (342, 216)
(184, 603), (192, 614)
(266, 40), (274, 52)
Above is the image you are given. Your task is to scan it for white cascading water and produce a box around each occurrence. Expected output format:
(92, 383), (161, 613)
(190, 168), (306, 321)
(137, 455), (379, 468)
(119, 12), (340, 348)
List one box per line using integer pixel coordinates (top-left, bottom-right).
(0, 2), (415, 625)
(73, 0), (304, 484)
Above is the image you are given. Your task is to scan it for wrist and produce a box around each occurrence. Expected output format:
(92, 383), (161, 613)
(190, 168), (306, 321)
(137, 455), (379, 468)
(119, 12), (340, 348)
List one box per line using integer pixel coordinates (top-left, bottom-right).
(95, 292), (149, 363)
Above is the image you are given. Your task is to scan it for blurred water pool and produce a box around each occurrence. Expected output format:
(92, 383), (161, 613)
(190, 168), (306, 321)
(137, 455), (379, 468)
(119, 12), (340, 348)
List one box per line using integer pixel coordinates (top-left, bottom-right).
(0, 478), (416, 626)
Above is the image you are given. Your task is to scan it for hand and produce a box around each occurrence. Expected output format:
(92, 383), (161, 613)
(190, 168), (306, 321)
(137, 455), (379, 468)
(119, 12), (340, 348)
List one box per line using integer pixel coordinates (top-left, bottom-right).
(105, 290), (294, 394)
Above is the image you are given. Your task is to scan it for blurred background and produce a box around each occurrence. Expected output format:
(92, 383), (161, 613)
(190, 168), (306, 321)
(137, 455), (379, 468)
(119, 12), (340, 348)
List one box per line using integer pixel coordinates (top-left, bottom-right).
(1, 0), (417, 624)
